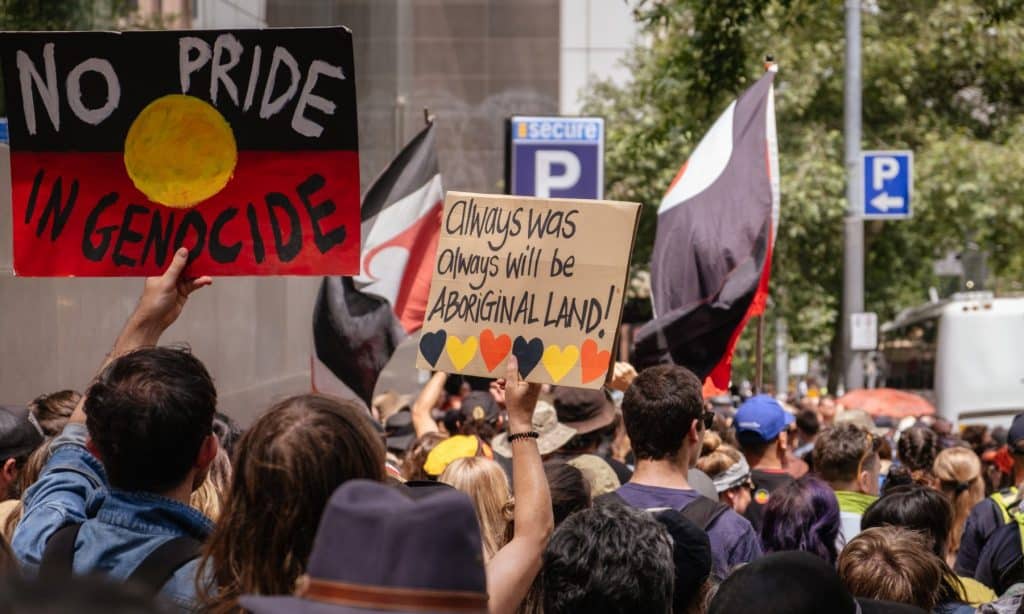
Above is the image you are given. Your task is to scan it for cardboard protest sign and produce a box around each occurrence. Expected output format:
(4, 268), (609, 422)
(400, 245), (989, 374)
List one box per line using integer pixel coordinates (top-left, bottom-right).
(416, 191), (641, 388)
(0, 27), (360, 276)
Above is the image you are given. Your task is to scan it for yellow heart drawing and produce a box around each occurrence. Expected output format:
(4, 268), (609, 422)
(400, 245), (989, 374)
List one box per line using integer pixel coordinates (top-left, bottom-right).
(542, 344), (579, 383)
(446, 335), (479, 371)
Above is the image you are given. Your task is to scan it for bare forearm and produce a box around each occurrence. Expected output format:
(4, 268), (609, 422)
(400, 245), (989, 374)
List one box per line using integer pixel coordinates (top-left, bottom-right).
(509, 431), (553, 544)
(411, 372), (445, 437)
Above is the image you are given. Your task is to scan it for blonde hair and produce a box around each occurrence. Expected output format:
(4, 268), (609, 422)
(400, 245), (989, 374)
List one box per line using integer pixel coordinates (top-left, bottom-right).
(696, 432), (743, 478)
(440, 456), (513, 560)
(933, 446), (984, 559)
(190, 446), (232, 522)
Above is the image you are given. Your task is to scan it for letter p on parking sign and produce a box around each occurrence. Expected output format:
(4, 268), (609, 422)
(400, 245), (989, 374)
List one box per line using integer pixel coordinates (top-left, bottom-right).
(506, 116), (604, 199)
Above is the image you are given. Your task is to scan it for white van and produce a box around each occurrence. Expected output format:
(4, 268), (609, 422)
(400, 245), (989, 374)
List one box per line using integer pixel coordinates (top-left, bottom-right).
(880, 293), (1024, 428)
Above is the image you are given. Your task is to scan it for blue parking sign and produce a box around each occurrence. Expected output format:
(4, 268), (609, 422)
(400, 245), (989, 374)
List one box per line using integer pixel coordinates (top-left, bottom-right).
(862, 150), (912, 219)
(507, 116), (604, 199)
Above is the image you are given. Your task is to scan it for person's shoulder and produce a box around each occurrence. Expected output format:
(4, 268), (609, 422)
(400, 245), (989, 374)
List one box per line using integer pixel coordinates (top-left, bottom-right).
(980, 520), (1024, 559)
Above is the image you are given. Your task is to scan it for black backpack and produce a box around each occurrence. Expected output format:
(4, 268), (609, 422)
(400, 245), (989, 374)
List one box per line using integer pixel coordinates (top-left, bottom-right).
(594, 491), (730, 530)
(38, 523), (202, 597)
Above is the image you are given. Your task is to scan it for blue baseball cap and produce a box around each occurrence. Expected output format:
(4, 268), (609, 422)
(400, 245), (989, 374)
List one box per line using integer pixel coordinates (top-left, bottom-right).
(734, 395), (794, 443)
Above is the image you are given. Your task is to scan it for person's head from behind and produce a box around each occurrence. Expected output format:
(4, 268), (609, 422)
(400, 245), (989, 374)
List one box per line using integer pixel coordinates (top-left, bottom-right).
(401, 432), (447, 481)
(932, 446), (984, 559)
(27, 389), (80, 437)
(734, 395), (794, 468)
(760, 476), (840, 565)
(796, 408), (820, 442)
(711, 551), (865, 614)
(544, 461), (590, 526)
(240, 480), (488, 614)
(861, 484), (952, 558)
(813, 423), (880, 495)
(198, 393), (385, 611)
(440, 456), (512, 560)
(542, 503), (674, 614)
(897, 426), (939, 475)
(838, 526), (961, 611)
(696, 432), (753, 514)
(455, 391), (503, 442)
(84, 347), (217, 495)
(0, 404), (44, 500)
(622, 365), (706, 468)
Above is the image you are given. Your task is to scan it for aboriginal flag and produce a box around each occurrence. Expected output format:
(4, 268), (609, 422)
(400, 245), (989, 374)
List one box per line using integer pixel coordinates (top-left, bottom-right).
(0, 27), (360, 277)
(634, 69), (780, 393)
(312, 121), (443, 403)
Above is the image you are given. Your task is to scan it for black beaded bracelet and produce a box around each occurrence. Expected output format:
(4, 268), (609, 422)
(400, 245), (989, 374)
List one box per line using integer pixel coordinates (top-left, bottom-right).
(507, 430), (540, 443)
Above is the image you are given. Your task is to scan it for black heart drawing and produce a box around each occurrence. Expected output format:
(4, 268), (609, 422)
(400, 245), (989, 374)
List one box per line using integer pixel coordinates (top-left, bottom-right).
(512, 336), (544, 378)
(419, 330), (447, 367)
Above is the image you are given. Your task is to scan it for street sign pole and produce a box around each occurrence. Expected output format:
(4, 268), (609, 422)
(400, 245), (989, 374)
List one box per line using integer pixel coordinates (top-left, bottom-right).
(842, 0), (865, 391)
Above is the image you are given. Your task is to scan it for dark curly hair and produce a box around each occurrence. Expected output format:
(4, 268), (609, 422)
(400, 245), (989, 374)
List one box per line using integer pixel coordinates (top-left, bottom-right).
(622, 365), (703, 461)
(85, 346), (216, 493)
(542, 503), (674, 614)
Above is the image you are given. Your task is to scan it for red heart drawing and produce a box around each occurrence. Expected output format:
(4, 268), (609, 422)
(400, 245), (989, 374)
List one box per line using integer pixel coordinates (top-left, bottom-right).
(580, 338), (611, 384)
(480, 329), (512, 372)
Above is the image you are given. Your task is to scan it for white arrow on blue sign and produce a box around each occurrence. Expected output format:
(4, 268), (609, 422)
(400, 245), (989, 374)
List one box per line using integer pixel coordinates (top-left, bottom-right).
(862, 150), (912, 219)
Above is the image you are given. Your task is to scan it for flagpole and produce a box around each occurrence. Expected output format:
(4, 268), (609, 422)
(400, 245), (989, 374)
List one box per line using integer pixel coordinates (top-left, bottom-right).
(755, 315), (765, 393)
(842, 0), (865, 392)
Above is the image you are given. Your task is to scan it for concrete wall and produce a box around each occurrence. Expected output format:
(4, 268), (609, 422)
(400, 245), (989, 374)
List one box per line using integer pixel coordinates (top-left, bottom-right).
(266, 0), (560, 193)
(559, 0), (638, 114)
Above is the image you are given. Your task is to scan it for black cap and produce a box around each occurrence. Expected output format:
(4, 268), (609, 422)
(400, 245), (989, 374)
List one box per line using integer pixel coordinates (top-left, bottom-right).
(1008, 414), (1024, 448)
(552, 387), (616, 434)
(458, 391), (500, 425)
(0, 406), (43, 460)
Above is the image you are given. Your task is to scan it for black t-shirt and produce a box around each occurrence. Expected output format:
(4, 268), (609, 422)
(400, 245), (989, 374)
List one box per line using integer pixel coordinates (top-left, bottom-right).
(743, 469), (794, 532)
(975, 519), (1023, 595)
(956, 497), (1008, 578)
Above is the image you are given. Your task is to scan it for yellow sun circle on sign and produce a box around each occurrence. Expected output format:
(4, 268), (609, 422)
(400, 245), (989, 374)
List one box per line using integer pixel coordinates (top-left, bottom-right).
(124, 94), (237, 209)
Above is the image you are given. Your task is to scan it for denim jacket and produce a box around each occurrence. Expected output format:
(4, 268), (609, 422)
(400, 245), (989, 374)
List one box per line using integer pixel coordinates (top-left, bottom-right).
(11, 423), (213, 611)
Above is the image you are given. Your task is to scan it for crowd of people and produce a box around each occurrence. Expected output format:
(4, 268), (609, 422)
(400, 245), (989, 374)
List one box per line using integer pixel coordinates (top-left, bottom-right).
(1, 250), (1024, 614)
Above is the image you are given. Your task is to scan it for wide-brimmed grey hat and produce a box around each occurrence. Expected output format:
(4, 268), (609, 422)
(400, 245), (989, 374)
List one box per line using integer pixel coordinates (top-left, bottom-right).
(491, 401), (576, 458)
(240, 480), (487, 614)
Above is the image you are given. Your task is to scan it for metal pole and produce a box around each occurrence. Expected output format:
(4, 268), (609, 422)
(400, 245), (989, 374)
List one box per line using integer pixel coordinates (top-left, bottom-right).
(842, 0), (864, 391)
(775, 317), (788, 397)
(755, 316), (765, 393)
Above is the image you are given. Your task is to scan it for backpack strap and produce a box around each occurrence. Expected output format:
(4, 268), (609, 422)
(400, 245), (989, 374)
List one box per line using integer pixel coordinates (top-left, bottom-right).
(126, 536), (203, 597)
(680, 496), (730, 531)
(38, 523), (83, 578)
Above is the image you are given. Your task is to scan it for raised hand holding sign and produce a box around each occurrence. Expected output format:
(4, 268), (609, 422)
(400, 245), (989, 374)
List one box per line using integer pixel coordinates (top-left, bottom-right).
(0, 27), (360, 277)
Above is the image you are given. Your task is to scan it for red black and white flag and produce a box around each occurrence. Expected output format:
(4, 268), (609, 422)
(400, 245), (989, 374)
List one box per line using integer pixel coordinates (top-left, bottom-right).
(312, 121), (443, 403)
(634, 69), (780, 394)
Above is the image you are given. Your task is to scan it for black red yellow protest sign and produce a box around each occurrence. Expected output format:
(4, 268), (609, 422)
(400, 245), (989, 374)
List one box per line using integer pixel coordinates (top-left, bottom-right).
(0, 27), (360, 276)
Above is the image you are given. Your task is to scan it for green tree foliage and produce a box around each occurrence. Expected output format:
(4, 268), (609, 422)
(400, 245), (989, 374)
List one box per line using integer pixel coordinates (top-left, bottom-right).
(584, 0), (1024, 388)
